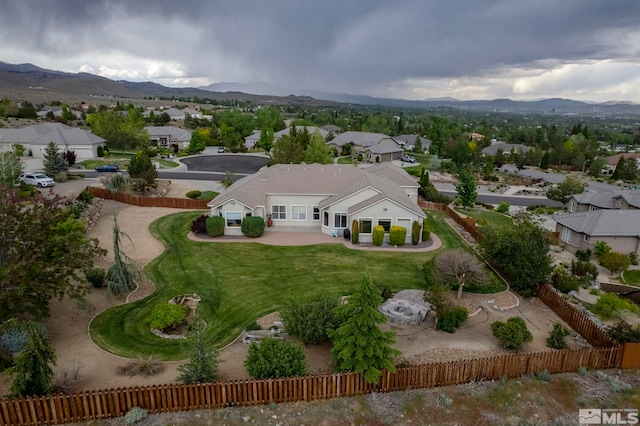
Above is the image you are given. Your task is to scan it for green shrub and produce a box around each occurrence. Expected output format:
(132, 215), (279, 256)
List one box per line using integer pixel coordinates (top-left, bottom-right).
(124, 407), (148, 425)
(590, 293), (638, 319)
(351, 220), (359, 244)
(496, 201), (510, 214)
(411, 220), (421, 246)
(0, 324), (48, 355)
(570, 260), (598, 279)
(608, 320), (640, 343)
(491, 317), (532, 351)
(422, 218), (431, 241)
(536, 370), (551, 382)
(185, 190), (202, 199)
(594, 241), (612, 258)
(78, 190), (93, 204)
(97, 146), (104, 157)
(146, 304), (188, 331)
(18, 184), (38, 198)
(205, 216), (225, 237)
(244, 337), (308, 379)
(389, 226), (406, 246)
(375, 282), (393, 301)
(245, 321), (261, 331)
(629, 252), (639, 266)
(241, 216), (265, 238)
(551, 269), (580, 293)
(85, 267), (106, 288)
(575, 248), (592, 262)
(599, 251), (631, 274)
(280, 291), (339, 344)
(372, 225), (385, 246)
(546, 322), (571, 349)
(436, 306), (469, 333)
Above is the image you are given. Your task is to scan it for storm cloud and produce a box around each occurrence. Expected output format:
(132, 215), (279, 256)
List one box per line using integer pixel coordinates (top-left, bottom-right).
(1, 0), (639, 102)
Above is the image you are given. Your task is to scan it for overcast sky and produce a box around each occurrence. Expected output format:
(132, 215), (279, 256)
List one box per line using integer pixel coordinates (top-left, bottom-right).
(2, 0), (640, 103)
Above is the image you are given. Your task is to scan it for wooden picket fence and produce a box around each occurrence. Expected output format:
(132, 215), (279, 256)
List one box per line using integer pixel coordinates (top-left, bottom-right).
(0, 346), (622, 426)
(419, 200), (482, 242)
(537, 284), (615, 348)
(85, 187), (209, 209)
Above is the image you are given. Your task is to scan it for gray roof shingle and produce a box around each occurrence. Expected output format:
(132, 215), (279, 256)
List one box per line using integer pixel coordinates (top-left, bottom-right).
(555, 210), (640, 236)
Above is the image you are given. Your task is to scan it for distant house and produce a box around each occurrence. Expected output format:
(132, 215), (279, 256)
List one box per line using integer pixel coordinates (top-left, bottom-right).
(0, 122), (105, 159)
(481, 143), (532, 157)
(394, 134), (431, 152)
(160, 108), (186, 121)
(468, 132), (485, 141)
(605, 153), (640, 172)
(207, 163), (425, 243)
(321, 124), (342, 133)
(146, 126), (192, 149)
(327, 131), (403, 162)
(556, 190), (640, 255)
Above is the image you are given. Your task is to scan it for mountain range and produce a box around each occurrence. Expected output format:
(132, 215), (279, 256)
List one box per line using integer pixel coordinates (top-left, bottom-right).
(2, 61), (640, 116)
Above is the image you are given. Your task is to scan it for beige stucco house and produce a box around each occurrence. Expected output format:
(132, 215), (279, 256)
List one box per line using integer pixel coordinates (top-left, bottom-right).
(146, 126), (191, 150)
(327, 131), (404, 162)
(208, 163), (426, 243)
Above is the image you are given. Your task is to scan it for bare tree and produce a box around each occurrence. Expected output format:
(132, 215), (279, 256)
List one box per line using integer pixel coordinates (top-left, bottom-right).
(434, 250), (490, 299)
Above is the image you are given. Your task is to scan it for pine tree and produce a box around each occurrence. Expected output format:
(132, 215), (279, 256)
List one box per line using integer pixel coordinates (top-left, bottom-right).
(304, 131), (333, 164)
(42, 141), (68, 177)
(177, 320), (219, 383)
(329, 273), (400, 384)
(540, 151), (550, 170)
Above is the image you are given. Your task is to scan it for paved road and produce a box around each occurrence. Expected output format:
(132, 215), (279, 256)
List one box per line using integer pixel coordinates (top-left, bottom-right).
(500, 165), (620, 193)
(435, 188), (562, 207)
(180, 154), (268, 173)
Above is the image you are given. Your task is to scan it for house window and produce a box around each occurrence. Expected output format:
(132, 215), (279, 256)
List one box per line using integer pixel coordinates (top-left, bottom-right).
(569, 202), (575, 213)
(323, 211), (329, 226)
(334, 213), (348, 228)
(226, 212), (242, 227)
(397, 219), (411, 234)
(291, 205), (307, 221)
(313, 206), (320, 221)
(583, 235), (591, 243)
(271, 205), (286, 220)
(589, 206), (598, 212)
(245, 212), (252, 218)
(378, 219), (392, 232)
(359, 219), (373, 234)
(560, 226), (572, 243)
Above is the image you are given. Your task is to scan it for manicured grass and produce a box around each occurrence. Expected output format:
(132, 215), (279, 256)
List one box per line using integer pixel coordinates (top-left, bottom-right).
(454, 207), (513, 229)
(156, 158), (180, 168)
(424, 210), (467, 251)
(79, 157), (179, 170)
(198, 191), (219, 200)
(337, 156), (353, 164)
(621, 270), (640, 286)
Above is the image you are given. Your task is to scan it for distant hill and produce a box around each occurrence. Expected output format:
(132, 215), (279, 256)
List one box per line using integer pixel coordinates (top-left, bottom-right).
(2, 61), (640, 115)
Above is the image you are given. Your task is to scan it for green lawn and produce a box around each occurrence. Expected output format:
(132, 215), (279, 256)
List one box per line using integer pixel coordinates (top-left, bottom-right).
(89, 209), (504, 359)
(337, 156), (353, 164)
(454, 207), (513, 229)
(621, 270), (640, 286)
(78, 156), (179, 170)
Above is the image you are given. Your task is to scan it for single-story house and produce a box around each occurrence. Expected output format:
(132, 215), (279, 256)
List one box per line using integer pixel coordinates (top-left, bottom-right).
(394, 134), (431, 152)
(605, 153), (640, 172)
(327, 131), (404, 162)
(566, 190), (640, 213)
(0, 122), (105, 159)
(321, 124), (342, 134)
(555, 209), (640, 256)
(208, 163), (426, 243)
(481, 143), (532, 157)
(146, 126), (192, 149)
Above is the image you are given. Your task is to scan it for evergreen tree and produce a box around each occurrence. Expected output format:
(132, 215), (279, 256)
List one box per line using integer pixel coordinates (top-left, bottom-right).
(304, 131), (333, 164)
(612, 156), (638, 181)
(329, 273), (400, 384)
(539, 151), (550, 169)
(257, 128), (274, 153)
(270, 134), (304, 165)
(413, 135), (423, 152)
(2, 320), (56, 397)
(42, 141), (69, 177)
(127, 152), (157, 191)
(177, 320), (219, 383)
(455, 169), (477, 208)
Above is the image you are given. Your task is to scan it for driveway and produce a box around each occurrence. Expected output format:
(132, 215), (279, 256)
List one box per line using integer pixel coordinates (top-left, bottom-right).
(180, 154), (269, 174)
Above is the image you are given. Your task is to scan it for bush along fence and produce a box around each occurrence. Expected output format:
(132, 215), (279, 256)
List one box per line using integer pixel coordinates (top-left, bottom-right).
(0, 346), (623, 426)
(85, 187), (209, 209)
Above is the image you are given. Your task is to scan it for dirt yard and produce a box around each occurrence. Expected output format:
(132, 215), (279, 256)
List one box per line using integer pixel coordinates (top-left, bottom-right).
(0, 179), (592, 395)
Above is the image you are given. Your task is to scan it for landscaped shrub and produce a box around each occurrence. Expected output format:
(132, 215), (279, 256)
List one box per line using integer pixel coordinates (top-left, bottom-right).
(599, 252), (631, 275)
(375, 282), (393, 301)
(436, 306), (469, 333)
(575, 248), (592, 262)
(185, 190), (201, 199)
(78, 190), (93, 204)
(594, 241), (612, 258)
(496, 201), (510, 214)
(491, 317), (532, 351)
(124, 407), (148, 425)
(85, 267), (106, 288)
(372, 225), (385, 246)
(97, 146), (104, 157)
(551, 268), (580, 293)
(570, 260), (598, 279)
(0, 324), (48, 355)
(146, 304), (188, 331)
(411, 220), (421, 246)
(351, 220), (359, 244)
(389, 226), (406, 246)
(629, 252), (639, 266)
(241, 216), (265, 238)
(546, 322), (571, 349)
(590, 293), (638, 319)
(205, 216), (225, 237)
(608, 320), (640, 343)
(280, 291), (339, 344)
(190, 214), (209, 234)
(422, 218), (431, 241)
(117, 357), (164, 377)
(244, 337), (308, 379)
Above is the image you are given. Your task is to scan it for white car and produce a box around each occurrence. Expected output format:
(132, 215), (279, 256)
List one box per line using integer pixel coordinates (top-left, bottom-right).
(401, 155), (416, 163)
(19, 172), (55, 187)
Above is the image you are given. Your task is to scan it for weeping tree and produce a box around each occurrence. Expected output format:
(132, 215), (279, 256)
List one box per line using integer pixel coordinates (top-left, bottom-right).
(106, 215), (140, 298)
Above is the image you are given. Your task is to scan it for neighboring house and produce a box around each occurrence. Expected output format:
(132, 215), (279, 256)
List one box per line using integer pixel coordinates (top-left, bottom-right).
(146, 126), (192, 149)
(0, 122), (105, 159)
(394, 134), (431, 152)
(321, 124), (342, 133)
(244, 126), (329, 149)
(555, 210), (640, 256)
(481, 143), (532, 157)
(468, 132), (485, 141)
(556, 189), (640, 255)
(208, 163), (426, 243)
(183, 108), (202, 119)
(160, 108), (186, 121)
(605, 153), (640, 172)
(327, 131), (403, 162)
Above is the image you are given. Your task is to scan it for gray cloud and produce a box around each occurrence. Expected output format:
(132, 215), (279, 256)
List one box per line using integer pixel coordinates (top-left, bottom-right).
(1, 0), (640, 101)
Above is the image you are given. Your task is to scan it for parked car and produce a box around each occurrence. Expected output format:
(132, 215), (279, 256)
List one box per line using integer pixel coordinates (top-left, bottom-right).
(401, 155), (416, 163)
(19, 172), (55, 187)
(95, 164), (120, 172)
(217, 147), (225, 153)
